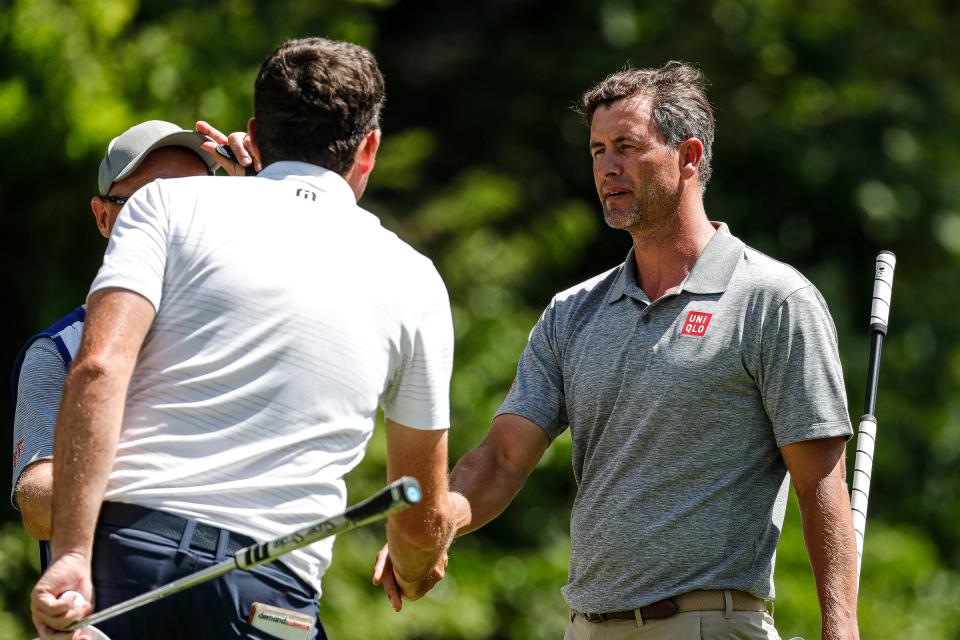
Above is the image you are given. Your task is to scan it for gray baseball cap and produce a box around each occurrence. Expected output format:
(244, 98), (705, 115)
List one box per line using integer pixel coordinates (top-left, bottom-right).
(97, 120), (217, 196)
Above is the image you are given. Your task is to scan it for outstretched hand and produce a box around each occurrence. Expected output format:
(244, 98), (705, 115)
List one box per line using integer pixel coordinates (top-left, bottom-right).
(371, 544), (448, 612)
(195, 121), (261, 176)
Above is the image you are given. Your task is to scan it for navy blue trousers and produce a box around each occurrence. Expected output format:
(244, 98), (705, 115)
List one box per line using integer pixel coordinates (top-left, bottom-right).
(90, 508), (327, 640)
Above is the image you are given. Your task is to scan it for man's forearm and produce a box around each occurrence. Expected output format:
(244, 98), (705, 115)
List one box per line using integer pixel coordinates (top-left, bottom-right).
(448, 443), (530, 536)
(797, 475), (860, 640)
(448, 414), (548, 537)
(50, 358), (129, 560)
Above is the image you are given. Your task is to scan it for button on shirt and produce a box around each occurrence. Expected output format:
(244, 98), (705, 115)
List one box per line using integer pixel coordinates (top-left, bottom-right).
(497, 222), (851, 612)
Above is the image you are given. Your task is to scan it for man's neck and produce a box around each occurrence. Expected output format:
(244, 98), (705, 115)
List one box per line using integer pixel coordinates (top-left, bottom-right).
(629, 205), (716, 302)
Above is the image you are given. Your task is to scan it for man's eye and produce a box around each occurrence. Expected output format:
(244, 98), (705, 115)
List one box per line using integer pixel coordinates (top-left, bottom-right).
(592, 148), (604, 157)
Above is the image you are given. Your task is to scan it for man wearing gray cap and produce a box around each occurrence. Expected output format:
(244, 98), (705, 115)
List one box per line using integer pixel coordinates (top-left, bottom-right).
(11, 120), (215, 547)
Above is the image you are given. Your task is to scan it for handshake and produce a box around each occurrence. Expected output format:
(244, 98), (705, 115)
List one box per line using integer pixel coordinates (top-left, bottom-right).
(370, 488), (473, 612)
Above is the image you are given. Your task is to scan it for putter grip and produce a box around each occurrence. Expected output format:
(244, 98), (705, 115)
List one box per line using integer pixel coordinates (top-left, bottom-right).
(869, 251), (896, 334)
(346, 476), (422, 523)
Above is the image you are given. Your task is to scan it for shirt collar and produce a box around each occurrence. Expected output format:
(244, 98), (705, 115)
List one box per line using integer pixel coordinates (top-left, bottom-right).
(681, 222), (744, 294)
(606, 222), (744, 303)
(607, 247), (648, 304)
(257, 161), (357, 206)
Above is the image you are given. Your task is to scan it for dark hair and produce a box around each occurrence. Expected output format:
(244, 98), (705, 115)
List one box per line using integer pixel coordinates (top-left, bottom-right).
(254, 37), (385, 174)
(579, 61), (715, 190)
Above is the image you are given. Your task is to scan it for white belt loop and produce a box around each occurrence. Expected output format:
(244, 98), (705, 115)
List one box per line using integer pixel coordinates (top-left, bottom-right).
(633, 608), (644, 628)
(723, 590), (733, 620)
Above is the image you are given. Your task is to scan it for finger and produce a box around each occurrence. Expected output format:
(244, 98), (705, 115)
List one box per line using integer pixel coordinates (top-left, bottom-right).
(203, 143), (246, 176)
(382, 570), (402, 612)
(226, 132), (252, 167)
(195, 122), (227, 160)
(33, 602), (73, 630)
(376, 554), (403, 611)
(372, 547), (389, 584)
(195, 121), (228, 144)
(195, 122), (249, 175)
(33, 590), (74, 618)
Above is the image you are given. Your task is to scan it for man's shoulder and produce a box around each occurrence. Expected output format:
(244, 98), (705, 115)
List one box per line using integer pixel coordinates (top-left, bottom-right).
(12, 306), (85, 385)
(18, 338), (67, 378)
(734, 244), (814, 301)
(14, 338), (67, 406)
(358, 211), (438, 273)
(550, 264), (622, 311)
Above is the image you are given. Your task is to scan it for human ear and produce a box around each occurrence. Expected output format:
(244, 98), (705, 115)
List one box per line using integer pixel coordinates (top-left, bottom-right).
(679, 138), (704, 180)
(354, 128), (381, 177)
(90, 197), (110, 239)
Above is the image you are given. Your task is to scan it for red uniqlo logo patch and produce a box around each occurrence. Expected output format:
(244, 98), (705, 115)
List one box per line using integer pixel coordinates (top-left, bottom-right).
(681, 311), (713, 337)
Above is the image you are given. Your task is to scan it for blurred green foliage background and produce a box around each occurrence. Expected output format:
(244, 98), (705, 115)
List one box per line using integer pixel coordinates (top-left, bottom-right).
(2, 0), (959, 638)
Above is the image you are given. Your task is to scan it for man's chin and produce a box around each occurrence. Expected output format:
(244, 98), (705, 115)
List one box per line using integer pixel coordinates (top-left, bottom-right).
(602, 207), (639, 230)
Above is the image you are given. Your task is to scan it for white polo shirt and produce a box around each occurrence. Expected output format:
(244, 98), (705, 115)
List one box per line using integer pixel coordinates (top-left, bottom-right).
(89, 162), (454, 595)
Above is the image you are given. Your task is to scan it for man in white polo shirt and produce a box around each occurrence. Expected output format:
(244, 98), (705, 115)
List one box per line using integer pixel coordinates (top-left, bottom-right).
(32, 37), (457, 640)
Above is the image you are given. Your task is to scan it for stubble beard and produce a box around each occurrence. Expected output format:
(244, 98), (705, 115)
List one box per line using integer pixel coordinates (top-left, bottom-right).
(601, 183), (678, 241)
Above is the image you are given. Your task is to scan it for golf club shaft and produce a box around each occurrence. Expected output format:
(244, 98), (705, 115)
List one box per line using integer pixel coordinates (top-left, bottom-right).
(851, 251), (896, 591)
(68, 476), (422, 630)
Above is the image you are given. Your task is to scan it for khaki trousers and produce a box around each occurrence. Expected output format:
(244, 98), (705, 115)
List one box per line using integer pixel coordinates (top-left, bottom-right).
(563, 609), (782, 639)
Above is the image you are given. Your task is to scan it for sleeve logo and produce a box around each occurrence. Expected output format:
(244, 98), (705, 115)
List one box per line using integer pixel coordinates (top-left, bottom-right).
(680, 311), (713, 337)
(12, 439), (24, 468)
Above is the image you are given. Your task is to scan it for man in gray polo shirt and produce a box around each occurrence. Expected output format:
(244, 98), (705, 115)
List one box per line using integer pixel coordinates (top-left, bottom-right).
(373, 62), (859, 640)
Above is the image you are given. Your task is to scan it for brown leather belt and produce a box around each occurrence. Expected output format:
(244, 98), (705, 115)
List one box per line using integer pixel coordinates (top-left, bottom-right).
(576, 590), (766, 623)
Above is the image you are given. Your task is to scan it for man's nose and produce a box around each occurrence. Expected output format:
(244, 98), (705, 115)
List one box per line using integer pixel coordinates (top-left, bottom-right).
(596, 152), (621, 177)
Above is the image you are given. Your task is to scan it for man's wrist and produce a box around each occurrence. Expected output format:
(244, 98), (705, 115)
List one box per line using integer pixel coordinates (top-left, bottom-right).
(821, 615), (859, 640)
(50, 533), (95, 561)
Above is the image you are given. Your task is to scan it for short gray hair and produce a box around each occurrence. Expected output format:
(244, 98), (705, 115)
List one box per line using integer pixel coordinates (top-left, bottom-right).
(579, 61), (715, 191)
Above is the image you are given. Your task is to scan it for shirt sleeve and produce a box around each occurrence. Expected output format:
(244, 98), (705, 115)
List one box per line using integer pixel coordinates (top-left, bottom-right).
(381, 265), (454, 430)
(758, 284), (853, 447)
(89, 181), (169, 311)
(11, 339), (64, 509)
(495, 301), (568, 441)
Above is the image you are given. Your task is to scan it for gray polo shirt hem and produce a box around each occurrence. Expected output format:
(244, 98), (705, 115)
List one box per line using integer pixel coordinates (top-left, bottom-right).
(493, 408), (557, 442)
(775, 420), (853, 448)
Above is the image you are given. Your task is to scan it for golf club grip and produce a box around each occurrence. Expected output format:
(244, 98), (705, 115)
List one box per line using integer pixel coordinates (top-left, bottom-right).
(851, 415), (877, 580)
(869, 251), (896, 334)
(237, 476), (422, 569)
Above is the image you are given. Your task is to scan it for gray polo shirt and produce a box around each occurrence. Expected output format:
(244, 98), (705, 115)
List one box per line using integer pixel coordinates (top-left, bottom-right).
(497, 222), (852, 613)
